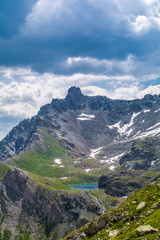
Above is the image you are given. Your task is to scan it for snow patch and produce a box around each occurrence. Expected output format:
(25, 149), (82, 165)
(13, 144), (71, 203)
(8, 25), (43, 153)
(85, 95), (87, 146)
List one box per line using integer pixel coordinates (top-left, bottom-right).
(108, 112), (140, 136)
(143, 109), (150, 113)
(132, 130), (141, 138)
(147, 122), (160, 131)
(77, 113), (95, 121)
(54, 158), (62, 164)
(155, 108), (160, 113)
(126, 127), (134, 136)
(151, 161), (155, 166)
(59, 165), (65, 168)
(100, 152), (126, 166)
(84, 169), (91, 173)
(109, 165), (115, 171)
(90, 147), (103, 158)
(133, 127), (160, 139)
(60, 177), (68, 180)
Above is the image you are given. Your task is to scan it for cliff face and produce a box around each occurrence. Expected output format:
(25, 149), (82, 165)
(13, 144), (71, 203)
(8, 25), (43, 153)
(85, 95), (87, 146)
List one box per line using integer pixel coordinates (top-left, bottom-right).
(0, 168), (102, 240)
(119, 136), (160, 171)
(98, 170), (160, 197)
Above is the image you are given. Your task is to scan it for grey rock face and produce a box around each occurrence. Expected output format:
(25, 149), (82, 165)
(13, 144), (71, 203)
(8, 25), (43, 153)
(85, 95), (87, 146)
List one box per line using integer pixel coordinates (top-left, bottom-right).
(98, 170), (160, 197)
(119, 137), (160, 171)
(0, 168), (102, 239)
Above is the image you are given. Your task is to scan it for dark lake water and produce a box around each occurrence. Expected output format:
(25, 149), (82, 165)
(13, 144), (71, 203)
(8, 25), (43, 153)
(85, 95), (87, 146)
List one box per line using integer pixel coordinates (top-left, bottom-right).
(68, 183), (98, 191)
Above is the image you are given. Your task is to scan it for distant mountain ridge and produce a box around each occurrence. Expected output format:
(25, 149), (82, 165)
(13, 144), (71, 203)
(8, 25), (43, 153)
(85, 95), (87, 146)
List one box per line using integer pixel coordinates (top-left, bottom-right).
(0, 86), (160, 173)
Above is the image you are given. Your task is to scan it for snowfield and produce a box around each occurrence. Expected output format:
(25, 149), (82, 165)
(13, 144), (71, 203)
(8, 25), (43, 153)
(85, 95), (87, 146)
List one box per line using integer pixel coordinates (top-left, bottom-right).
(77, 113), (95, 121)
(90, 147), (103, 158)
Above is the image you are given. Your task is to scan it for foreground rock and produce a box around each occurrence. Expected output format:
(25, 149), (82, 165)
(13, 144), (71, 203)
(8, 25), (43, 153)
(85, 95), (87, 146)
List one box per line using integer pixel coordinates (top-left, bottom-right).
(0, 168), (102, 239)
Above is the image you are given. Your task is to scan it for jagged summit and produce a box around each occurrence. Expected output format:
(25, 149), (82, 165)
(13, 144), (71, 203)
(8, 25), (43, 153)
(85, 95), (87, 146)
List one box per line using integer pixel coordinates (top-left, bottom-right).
(65, 86), (86, 110)
(0, 86), (160, 169)
(66, 86), (83, 99)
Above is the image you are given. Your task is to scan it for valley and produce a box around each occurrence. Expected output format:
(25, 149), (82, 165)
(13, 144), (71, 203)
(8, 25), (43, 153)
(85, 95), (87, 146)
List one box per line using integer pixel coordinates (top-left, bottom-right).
(0, 87), (159, 239)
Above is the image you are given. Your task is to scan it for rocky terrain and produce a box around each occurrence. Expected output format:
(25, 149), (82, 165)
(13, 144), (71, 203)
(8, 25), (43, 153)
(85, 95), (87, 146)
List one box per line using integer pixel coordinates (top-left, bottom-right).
(0, 87), (159, 239)
(98, 170), (160, 197)
(0, 87), (159, 178)
(63, 178), (160, 240)
(119, 136), (160, 171)
(0, 167), (106, 240)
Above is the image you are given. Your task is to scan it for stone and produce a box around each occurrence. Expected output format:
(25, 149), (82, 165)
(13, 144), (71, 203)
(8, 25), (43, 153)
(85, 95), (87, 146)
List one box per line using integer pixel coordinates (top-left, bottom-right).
(136, 225), (158, 236)
(151, 201), (160, 209)
(136, 202), (146, 211)
(109, 230), (119, 238)
(146, 210), (154, 216)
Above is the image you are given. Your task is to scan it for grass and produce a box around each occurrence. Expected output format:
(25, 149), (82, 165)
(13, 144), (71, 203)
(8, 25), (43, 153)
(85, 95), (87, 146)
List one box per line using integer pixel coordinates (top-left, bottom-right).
(27, 172), (70, 191)
(8, 129), (69, 178)
(89, 189), (121, 211)
(63, 179), (160, 240)
(0, 164), (9, 178)
(3, 228), (12, 240)
(5, 128), (106, 184)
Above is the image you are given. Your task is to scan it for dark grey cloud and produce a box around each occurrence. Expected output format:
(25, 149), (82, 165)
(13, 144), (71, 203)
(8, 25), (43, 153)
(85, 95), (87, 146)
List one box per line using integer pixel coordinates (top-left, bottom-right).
(0, 0), (160, 139)
(0, 0), (159, 76)
(0, 0), (36, 38)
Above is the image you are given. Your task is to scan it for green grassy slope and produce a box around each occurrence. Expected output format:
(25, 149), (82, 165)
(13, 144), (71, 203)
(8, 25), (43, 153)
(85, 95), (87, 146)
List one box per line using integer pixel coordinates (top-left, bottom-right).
(6, 128), (105, 184)
(8, 130), (68, 178)
(63, 179), (160, 240)
(0, 163), (9, 178)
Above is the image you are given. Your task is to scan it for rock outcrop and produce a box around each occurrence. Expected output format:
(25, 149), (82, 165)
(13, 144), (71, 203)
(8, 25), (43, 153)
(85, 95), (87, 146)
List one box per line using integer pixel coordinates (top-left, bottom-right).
(119, 137), (160, 171)
(0, 168), (102, 239)
(98, 170), (160, 197)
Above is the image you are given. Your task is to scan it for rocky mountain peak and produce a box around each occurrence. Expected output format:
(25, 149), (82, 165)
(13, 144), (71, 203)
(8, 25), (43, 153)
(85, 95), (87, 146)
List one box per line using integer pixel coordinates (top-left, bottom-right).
(0, 87), (160, 164)
(65, 86), (86, 110)
(66, 86), (83, 99)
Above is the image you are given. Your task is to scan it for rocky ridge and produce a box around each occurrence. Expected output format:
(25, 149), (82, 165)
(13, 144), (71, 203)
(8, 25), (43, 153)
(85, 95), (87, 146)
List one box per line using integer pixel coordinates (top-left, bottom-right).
(0, 167), (103, 240)
(0, 87), (160, 173)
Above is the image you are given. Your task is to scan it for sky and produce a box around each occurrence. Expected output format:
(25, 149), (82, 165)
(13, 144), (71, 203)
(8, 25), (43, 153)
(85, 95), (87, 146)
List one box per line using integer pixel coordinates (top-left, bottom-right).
(0, 0), (160, 139)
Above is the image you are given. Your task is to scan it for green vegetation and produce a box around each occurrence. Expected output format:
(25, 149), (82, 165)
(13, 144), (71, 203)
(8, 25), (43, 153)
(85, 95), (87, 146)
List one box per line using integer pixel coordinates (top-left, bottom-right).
(63, 180), (160, 240)
(7, 129), (103, 184)
(0, 164), (9, 178)
(27, 172), (70, 191)
(89, 189), (121, 211)
(8, 130), (69, 178)
(3, 228), (11, 240)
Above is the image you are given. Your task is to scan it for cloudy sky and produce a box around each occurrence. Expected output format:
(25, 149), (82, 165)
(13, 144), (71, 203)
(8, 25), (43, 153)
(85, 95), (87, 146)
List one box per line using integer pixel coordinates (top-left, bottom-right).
(0, 0), (160, 139)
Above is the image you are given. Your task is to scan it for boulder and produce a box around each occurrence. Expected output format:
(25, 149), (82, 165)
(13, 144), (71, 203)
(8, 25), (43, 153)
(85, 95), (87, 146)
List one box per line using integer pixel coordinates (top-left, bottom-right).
(136, 225), (158, 236)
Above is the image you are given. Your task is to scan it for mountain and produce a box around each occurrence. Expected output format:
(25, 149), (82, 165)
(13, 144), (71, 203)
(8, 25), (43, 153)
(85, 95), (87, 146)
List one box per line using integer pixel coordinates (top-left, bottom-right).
(0, 87), (160, 239)
(0, 86), (160, 180)
(63, 178), (160, 240)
